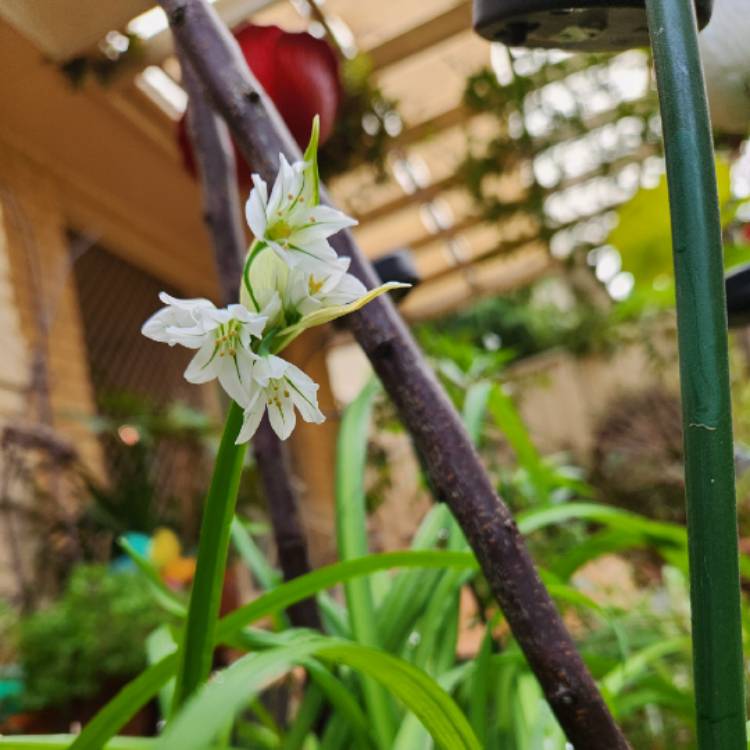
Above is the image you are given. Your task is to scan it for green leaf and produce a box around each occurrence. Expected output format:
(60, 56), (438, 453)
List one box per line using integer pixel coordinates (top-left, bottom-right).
(303, 660), (373, 747)
(601, 637), (690, 708)
(73, 550), (477, 750)
(552, 528), (648, 580)
(146, 626), (178, 719)
(334, 378), (396, 748)
(486, 383), (552, 500)
(468, 625), (494, 746)
(68, 656), (177, 750)
(376, 505), (456, 652)
(462, 381), (492, 446)
(155, 636), (481, 750)
(231, 516), (281, 591)
(608, 158), (731, 294)
(517, 501), (685, 546)
(1, 738), (161, 750)
(119, 537), (186, 618)
(215, 549), (477, 643)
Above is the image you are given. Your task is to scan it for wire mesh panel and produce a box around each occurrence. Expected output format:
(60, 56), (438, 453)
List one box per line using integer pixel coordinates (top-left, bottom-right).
(73, 241), (214, 544)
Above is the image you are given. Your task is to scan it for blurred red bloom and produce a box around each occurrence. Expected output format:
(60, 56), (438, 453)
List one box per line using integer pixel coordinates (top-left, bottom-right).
(178, 23), (341, 190)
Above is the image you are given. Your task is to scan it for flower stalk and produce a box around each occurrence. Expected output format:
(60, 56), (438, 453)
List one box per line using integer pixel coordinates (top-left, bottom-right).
(173, 51), (323, 713)
(172, 400), (246, 709)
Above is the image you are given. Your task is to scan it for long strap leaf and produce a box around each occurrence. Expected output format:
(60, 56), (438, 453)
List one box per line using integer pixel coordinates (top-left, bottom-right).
(66, 550), (477, 750)
(154, 636), (480, 750)
(334, 379), (396, 748)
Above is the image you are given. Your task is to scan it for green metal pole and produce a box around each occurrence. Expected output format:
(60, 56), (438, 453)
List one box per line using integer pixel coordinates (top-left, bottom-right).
(645, 1), (747, 747)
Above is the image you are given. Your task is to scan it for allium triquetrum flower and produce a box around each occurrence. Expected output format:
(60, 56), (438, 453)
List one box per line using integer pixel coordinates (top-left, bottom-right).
(142, 117), (411, 444)
(236, 354), (324, 442)
(141, 292), (267, 407)
(240, 242), (408, 352)
(244, 117), (355, 274)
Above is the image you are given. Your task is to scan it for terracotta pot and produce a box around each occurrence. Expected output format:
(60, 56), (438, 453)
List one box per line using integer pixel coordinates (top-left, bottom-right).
(0, 679), (157, 736)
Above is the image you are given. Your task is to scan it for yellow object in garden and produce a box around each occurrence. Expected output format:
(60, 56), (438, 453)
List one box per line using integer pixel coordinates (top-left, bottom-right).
(163, 556), (197, 586)
(151, 527), (182, 569)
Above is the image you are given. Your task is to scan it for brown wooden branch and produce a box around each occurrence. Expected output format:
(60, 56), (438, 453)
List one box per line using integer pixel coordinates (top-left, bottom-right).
(178, 48), (322, 632)
(252, 413), (322, 630)
(161, 3), (629, 747)
(179, 52), (245, 307)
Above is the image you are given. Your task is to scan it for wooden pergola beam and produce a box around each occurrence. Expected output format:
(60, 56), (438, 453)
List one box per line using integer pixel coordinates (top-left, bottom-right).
(402, 244), (554, 321)
(353, 173), (462, 224)
(392, 104), (472, 149)
(409, 213), (482, 251)
(128, 0), (282, 69)
(367, 1), (472, 71)
(419, 231), (541, 284)
(355, 142), (657, 228)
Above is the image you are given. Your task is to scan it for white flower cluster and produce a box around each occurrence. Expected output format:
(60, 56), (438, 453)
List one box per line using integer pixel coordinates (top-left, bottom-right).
(142, 119), (406, 443)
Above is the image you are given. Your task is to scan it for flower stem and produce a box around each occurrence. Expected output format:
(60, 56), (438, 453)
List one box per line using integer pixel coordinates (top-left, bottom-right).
(172, 401), (247, 711)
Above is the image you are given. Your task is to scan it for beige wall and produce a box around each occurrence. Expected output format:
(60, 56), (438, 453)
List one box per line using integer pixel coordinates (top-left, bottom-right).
(0, 138), (106, 603)
(507, 333), (679, 462)
(0, 137), (102, 469)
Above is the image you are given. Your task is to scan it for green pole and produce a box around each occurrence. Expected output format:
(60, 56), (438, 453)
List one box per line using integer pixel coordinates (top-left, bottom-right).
(645, 1), (747, 747)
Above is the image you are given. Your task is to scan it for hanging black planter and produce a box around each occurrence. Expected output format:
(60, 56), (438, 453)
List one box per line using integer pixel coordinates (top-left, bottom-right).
(473, 0), (713, 50)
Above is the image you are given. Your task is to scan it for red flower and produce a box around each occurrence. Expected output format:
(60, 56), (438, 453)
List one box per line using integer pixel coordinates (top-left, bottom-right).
(178, 24), (341, 190)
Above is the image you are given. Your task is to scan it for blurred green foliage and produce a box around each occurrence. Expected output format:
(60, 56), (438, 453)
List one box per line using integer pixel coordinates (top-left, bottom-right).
(17, 565), (165, 711)
(415, 282), (630, 367)
(608, 159), (749, 302)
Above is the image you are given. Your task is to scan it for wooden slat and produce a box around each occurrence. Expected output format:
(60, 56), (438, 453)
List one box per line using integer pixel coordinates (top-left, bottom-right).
(401, 244), (553, 321)
(393, 104), (472, 149)
(128, 0), (283, 70)
(420, 233), (539, 285)
(367, 1), (472, 71)
(355, 140), (657, 228)
(410, 213), (482, 251)
(0, 0), (152, 60)
(353, 173), (462, 224)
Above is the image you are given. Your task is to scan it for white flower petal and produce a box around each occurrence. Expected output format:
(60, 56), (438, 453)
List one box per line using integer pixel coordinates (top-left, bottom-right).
(226, 304), (267, 338)
(163, 323), (210, 349)
(287, 239), (341, 274)
(236, 390), (266, 444)
(291, 206), (357, 246)
(323, 272), (368, 306)
(267, 154), (303, 219)
(141, 307), (183, 344)
(217, 355), (251, 407)
(268, 393), (297, 440)
(241, 246), (289, 313)
(285, 363), (319, 396)
(259, 291), (283, 326)
(251, 354), (288, 387)
(265, 354), (290, 380)
(184, 341), (220, 384)
(157, 292), (215, 312)
(245, 180), (269, 239)
(286, 370), (324, 425)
